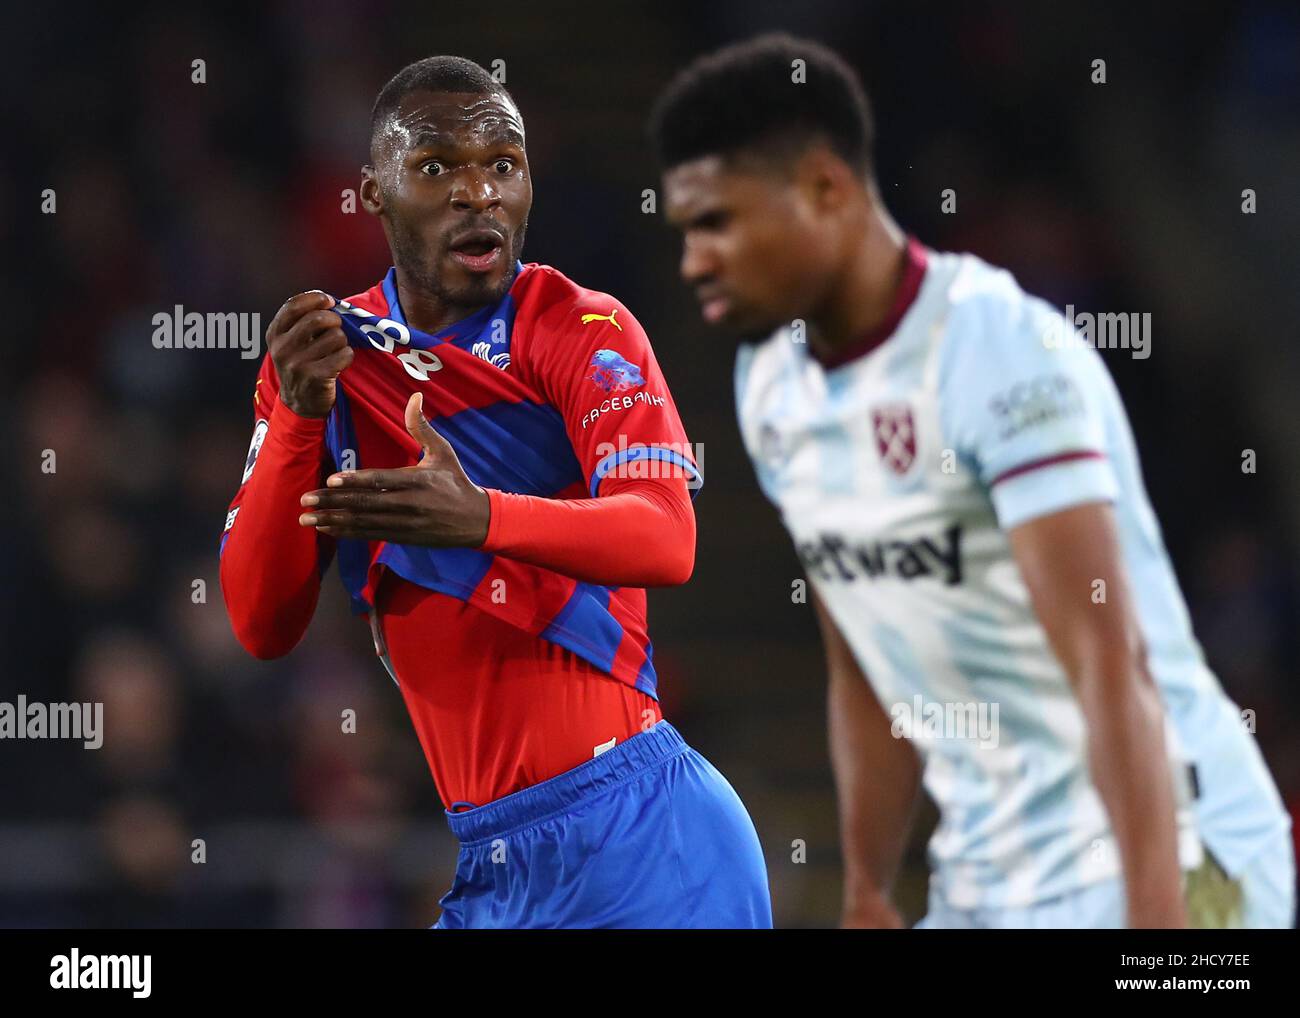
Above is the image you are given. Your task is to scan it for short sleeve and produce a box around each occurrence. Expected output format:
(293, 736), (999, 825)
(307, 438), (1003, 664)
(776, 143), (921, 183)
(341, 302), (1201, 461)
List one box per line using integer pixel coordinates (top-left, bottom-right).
(938, 294), (1121, 529)
(521, 292), (701, 499)
(733, 343), (783, 507)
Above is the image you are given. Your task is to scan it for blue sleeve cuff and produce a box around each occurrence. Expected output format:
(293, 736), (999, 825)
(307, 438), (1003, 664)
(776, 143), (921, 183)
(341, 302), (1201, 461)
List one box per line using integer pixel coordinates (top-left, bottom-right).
(589, 446), (703, 500)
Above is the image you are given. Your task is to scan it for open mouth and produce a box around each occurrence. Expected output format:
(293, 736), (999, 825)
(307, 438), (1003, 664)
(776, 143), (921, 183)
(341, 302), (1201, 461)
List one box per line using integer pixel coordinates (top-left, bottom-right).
(449, 231), (505, 273)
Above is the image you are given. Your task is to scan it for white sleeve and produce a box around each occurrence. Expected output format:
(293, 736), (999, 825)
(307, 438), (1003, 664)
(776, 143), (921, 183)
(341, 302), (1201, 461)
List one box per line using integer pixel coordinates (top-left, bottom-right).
(938, 293), (1121, 529)
(734, 345), (785, 506)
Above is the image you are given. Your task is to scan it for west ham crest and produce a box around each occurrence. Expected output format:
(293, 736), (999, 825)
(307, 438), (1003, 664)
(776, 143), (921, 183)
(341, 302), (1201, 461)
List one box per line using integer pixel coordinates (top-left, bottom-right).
(871, 403), (917, 475)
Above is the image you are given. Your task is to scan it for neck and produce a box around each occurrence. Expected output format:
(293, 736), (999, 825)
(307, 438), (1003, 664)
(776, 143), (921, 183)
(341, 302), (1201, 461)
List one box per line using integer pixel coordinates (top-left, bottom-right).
(392, 265), (490, 335)
(806, 202), (908, 361)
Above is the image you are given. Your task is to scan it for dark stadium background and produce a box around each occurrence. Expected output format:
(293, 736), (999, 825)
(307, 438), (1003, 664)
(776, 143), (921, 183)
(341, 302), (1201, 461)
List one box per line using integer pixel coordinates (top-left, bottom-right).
(3, 1), (1298, 927)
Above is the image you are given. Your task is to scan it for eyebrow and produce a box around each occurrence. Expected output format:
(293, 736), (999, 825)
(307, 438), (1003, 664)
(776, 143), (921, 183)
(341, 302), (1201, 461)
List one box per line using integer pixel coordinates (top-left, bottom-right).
(407, 125), (525, 152)
(664, 195), (715, 226)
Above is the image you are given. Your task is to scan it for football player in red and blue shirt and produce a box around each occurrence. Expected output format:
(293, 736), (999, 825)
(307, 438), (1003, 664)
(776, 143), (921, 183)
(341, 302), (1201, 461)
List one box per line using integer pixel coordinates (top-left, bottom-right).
(218, 55), (772, 929)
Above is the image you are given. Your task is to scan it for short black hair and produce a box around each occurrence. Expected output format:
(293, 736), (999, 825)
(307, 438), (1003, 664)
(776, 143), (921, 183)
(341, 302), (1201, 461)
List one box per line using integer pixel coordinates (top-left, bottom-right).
(649, 33), (873, 175)
(370, 55), (516, 149)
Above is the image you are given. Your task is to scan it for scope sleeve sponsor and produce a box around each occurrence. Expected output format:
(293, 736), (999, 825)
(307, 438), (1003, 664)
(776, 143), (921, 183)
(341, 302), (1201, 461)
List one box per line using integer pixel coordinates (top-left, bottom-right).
(938, 298), (1121, 529)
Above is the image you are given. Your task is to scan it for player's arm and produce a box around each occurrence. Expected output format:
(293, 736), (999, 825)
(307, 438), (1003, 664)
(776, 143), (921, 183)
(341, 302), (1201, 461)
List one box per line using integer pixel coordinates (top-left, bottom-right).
(816, 590), (922, 929)
(475, 293), (699, 586)
(1009, 502), (1186, 927)
(302, 392), (695, 587)
(220, 292), (351, 659)
(941, 293), (1189, 927)
(301, 295), (700, 588)
(480, 474), (695, 587)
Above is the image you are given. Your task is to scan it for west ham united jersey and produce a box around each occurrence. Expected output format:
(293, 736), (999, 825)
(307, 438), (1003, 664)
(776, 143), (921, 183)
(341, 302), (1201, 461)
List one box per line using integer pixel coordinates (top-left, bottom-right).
(735, 242), (1289, 908)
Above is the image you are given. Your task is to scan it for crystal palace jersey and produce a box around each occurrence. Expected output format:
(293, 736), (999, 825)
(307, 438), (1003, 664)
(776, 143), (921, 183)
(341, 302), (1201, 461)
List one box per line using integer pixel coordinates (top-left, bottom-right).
(735, 241), (1289, 908)
(223, 262), (700, 698)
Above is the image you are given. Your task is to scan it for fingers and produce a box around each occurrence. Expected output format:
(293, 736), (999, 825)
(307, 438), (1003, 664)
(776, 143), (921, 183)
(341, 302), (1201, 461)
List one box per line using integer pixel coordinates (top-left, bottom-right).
(405, 392), (456, 462)
(267, 292), (350, 369)
(282, 309), (347, 356)
(313, 345), (354, 376)
(277, 290), (335, 320)
(320, 468), (420, 490)
(297, 508), (414, 541)
(312, 524), (408, 542)
(300, 487), (409, 512)
(267, 291), (335, 344)
(267, 291), (351, 419)
(405, 392), (429, 435)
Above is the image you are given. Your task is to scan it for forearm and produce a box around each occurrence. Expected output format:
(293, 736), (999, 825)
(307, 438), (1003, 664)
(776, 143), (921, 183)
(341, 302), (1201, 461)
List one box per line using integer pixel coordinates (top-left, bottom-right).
(1077, 658), (1186, 926)
(220, 397), (331, 659)
(1007, 503), (1188, 926)
(811, 591), (919, 925)
(481, 477), (695, 587)
(830, 670), (919, 911)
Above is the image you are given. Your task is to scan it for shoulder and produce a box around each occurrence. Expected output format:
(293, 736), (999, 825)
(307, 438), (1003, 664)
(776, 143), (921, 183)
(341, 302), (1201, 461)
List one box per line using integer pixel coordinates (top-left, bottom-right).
(513, 263), (641, 332)
(931, 253), (1119, 469)
(939, 250), (1044, 342)
(935, 250), (1096, 385)
(511, 264), (658, 395)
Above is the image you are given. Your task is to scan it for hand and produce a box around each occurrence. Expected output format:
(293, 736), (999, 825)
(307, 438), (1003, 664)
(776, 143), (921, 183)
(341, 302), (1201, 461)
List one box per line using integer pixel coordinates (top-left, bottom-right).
(299, 393), (491, 547)
(267, 290), (353, 419)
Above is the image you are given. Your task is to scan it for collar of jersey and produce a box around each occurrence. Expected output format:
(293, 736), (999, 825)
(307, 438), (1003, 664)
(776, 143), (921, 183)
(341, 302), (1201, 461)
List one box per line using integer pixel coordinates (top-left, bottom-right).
(804, 236), (928, 372)
(378, 262), (524, 351)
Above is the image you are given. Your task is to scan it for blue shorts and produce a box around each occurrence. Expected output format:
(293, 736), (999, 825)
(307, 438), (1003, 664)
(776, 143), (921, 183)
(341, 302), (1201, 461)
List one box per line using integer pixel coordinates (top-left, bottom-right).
(433, 720), (773, 929)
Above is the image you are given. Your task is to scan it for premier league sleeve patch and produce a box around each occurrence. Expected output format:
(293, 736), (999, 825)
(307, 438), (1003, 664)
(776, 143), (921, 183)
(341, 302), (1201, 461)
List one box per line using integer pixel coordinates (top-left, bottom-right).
(242, 418), (270, 484)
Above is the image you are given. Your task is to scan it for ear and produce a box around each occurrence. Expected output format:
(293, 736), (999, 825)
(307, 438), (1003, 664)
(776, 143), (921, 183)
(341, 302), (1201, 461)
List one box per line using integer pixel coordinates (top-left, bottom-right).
(360, 166), (384, 217)
(798, 145), (856, 216)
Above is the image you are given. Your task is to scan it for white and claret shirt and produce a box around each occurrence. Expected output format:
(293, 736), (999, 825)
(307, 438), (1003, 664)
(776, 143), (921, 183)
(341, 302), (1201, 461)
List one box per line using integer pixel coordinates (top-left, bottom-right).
(735, 239), (1289, 909)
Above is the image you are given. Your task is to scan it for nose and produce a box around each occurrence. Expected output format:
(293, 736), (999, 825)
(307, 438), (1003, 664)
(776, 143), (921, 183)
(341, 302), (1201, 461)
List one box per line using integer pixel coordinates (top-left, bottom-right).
(449, 167), (501, 213)
(679, 235), (717, 286)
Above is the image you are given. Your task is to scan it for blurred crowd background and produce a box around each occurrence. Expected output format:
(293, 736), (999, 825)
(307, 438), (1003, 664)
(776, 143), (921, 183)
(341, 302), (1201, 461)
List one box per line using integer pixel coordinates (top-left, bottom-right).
(3, 0), (1298, 927)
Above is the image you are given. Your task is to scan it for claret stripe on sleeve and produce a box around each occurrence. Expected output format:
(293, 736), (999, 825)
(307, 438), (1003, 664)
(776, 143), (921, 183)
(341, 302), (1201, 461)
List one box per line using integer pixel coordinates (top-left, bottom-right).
(989, 449), (1105, 487)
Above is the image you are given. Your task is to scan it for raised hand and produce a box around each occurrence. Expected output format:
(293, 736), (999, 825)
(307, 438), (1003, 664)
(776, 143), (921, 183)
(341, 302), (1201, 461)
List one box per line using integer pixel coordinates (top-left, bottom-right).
(298, 393), (490, 547)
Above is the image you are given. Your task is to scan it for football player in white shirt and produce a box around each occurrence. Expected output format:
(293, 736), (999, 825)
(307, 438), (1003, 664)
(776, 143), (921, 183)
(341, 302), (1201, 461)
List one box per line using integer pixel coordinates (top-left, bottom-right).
(650, 33), (1293, 929)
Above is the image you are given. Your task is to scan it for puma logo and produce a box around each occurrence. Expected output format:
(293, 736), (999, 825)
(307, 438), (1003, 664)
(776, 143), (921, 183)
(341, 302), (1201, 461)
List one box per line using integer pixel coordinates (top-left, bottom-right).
(580, 309), (622, 331)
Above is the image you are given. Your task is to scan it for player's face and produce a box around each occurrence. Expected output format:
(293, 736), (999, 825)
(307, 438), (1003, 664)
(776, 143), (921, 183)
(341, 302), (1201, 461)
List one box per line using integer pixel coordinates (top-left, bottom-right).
(664, 156), (838, 342)
(365, 90), (532, 307)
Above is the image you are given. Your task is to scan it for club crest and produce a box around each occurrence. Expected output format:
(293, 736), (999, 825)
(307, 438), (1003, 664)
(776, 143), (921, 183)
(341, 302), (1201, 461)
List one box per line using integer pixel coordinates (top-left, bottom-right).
(871, 403), (917, 475)
(588, 349), (644, 393)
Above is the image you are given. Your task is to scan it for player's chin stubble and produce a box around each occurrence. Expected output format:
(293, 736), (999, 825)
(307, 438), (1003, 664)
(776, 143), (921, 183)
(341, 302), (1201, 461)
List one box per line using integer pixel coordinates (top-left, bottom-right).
(392, 217), (528, 309)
